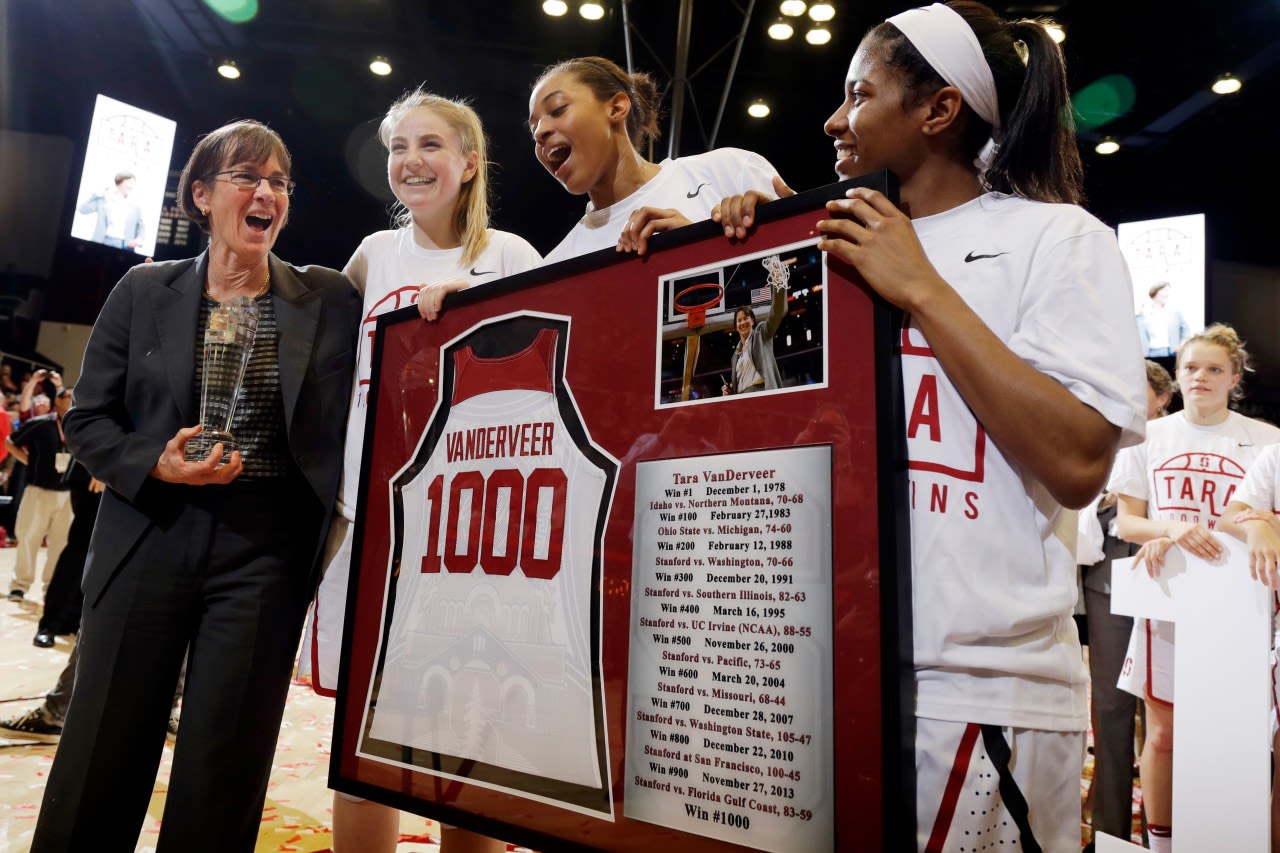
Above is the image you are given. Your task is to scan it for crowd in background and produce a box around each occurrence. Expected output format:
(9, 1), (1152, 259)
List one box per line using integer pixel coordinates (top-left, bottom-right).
(0, 362), (62, 549)
(0, 361), (95, 647)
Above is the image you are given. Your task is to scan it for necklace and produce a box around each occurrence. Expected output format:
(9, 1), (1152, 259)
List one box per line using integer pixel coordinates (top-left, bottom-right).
(206, 266), (270, 301)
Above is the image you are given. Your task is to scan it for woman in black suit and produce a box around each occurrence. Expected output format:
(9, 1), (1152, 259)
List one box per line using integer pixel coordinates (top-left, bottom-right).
(32, 120), (360, 853)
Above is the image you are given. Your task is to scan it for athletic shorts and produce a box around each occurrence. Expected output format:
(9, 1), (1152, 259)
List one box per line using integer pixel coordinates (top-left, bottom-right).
(1122, 608), (1280, 742)
(1117, 617), (1174, 706)
(916, 717), (1084, 853)
(1273, 596), (1280, 740)
(308, 515), (355, 694)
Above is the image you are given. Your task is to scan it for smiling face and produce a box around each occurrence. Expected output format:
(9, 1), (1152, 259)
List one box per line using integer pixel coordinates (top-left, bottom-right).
(528, 70), (627, 197)
(1177, 341), (1239, 413)
(386, 106), (478, 240)
(734, 307), (755, 340)
(191, 153), (289, 263)
(824, 39), (926, 182)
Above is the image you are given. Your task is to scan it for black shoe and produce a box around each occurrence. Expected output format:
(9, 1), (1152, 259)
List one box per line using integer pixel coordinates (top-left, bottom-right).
(7, 589), (23, 602)
(0, 708), (62, 743)
(32, 631), (54, 648)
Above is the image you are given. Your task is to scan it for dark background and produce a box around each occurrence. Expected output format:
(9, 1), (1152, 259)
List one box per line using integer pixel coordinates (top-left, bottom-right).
(3, 0), (1278, 398)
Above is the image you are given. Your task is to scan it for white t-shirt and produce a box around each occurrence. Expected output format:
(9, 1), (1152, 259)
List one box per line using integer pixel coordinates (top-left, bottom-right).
(307, 226), (541, 695)
(1108, 410), (1280, 703)
(542, 147), (778, 264)
(1109, 410), (1280, 527)
(338, 226), (542, 516)
(906, 193), (1147, 732)
(1233, 443), (1280, 513)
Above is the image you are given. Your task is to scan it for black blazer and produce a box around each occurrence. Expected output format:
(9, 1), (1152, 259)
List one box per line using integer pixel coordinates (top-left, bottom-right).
(64, 251), (360, 605)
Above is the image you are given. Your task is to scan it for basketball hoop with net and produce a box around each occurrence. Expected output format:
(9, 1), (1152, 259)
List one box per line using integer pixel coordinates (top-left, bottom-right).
(672, 282), (724, 330)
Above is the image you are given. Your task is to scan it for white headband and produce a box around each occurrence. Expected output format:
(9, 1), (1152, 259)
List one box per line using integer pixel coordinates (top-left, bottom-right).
(886, 3), (1000, 131)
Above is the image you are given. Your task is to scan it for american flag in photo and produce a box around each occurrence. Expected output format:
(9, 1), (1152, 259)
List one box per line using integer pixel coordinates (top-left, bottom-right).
(750, 286), (770, 305)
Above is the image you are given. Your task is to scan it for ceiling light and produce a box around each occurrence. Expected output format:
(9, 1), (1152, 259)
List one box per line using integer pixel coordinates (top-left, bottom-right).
(808, 1), (835, 22)
(1043, 23), (1065, 44)
(805, 25), (831, 45)
(217, 59), (240, 79)
(780, 0), (806, 16)
(203, 0), (259, 24)
(1212, 73), (1242, 95)
(768, 19), (794, 39)
(748, 99), (771, 118)
(1095, 137), (1119, 155)
(368, 56), (392, 76)
(579, 1), (604, 20)
(542, 0), (568, 14)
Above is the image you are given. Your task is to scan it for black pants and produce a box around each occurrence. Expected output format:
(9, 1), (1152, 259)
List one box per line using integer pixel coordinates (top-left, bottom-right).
(0, 462), (27, 539)
(31, 479), (321, 853)
(1084, 584), (1137, 840)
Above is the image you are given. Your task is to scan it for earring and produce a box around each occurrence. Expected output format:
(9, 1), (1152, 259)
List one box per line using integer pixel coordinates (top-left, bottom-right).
(201, 208), (209, 216)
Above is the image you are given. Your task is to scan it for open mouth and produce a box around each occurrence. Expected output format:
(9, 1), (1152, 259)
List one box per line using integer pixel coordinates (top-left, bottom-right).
(545, 143), (571, 175)
(404, 175), (436, 187)
(246, 214), (273, 232)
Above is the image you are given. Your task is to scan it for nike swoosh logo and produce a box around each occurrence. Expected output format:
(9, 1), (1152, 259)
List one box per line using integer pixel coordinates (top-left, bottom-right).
(686, 182), (709, 198)
(963, 251), (1008, 263)
(470, 267), (496, 276)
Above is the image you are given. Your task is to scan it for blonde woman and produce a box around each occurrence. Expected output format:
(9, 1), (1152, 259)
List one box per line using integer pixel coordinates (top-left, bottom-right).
(1110, 325), (1280, 851)
(313, 87), (540, 853)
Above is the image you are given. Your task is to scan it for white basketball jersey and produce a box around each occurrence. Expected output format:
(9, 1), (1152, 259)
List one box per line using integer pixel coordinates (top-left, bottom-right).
(365, 322), (614, 804)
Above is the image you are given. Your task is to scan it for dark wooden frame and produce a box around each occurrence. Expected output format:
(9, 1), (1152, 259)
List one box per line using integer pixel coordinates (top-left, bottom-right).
(330, 173), (913, 852)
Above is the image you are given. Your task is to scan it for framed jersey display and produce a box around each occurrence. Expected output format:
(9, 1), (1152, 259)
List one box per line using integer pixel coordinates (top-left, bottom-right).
(332, 174), (913, 852)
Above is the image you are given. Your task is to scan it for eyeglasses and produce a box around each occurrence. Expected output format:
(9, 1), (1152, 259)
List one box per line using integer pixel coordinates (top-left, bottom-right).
(208, 170), (296, 196)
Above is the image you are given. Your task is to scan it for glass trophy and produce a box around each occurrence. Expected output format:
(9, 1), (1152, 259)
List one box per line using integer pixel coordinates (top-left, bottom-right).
(184, 295), (259, 463)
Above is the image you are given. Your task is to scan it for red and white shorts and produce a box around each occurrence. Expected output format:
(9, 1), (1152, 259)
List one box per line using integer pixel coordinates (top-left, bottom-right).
(1122, 610), (1280, 739)
(915, 717), (1084, 853)
(1117, 617), (1174, 706)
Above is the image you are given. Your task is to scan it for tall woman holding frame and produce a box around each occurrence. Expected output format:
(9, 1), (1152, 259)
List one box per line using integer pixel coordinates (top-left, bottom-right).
(718, 2), (1148, 848)
(316, 88), (539, 853)
(527, 55), (779, 262)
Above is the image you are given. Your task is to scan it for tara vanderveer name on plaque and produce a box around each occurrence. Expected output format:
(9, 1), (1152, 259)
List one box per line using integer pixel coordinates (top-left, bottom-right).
(625, 447), (834, 852)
